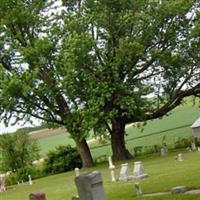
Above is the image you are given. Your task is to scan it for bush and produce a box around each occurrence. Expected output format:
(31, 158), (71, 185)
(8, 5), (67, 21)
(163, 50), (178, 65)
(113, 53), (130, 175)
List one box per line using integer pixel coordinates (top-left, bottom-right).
(43, 145), (82, 175)
(0, 132), (40, 172)
(6, 165), (45, 185)
(174, 137), (200, 149)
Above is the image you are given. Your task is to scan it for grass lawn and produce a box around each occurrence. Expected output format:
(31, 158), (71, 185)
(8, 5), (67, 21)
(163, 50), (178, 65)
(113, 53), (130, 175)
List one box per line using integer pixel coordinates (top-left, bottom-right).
(2, 150), (200, 200)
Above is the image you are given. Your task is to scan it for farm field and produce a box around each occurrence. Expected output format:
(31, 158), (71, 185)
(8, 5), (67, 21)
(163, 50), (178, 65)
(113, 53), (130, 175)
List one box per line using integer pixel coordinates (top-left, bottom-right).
(35, 99), (200, 158)
(2, 150), (200, 200)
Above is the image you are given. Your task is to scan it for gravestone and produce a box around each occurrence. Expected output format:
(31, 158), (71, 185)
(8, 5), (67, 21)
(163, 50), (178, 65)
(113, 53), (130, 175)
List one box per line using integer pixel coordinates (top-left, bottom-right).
(187, 147), (192, 152)
(127, 161), (148, 180)
(175, 154), (183, 161)
(75, 171), (105, 200)
(128, 162), (148, 196)
(75, 168), (80, 177)
(171, 186), (187, 194)
(0, 175), (6, 192)
(29, 192), (46, 200)
(191, 142), (196, 151)
(29, 175), (33, 185)
(131, 161), (148, 179)
(108, 156), (115, 181)
(119, 163), (128, 181)
(160, 148), (167, 156)
(135, 182), (143, 196)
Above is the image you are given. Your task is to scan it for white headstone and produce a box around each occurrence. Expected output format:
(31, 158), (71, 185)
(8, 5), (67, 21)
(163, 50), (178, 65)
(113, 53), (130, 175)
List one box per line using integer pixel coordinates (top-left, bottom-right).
(28, 175), (33, 185)
(191, 142), (196, 151)
(108, 156), (114, 168)
(75, 168), (80, 177)
(133, 162), (145, 177)
(0, 175), (6, 192)
(108, 156), (115, 181)
(128, 161), (148, 180)
(160, 148), (167, 156)
(176, 153), (183, 161)
(198, 147), (200, 152)
(119, 163), (128, 181)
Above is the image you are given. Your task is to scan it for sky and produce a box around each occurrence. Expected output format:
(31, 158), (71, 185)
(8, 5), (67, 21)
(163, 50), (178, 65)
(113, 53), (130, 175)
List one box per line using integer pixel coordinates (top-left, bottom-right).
(0, 2), (63, 134)
(0, 122), (22, 133)
(0, 119), (41, 134)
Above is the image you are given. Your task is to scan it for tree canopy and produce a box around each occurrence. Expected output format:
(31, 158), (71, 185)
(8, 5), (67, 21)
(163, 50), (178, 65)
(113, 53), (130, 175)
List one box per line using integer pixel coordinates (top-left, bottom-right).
(59, 0), (200, 159)
(0, 0), (93, 167)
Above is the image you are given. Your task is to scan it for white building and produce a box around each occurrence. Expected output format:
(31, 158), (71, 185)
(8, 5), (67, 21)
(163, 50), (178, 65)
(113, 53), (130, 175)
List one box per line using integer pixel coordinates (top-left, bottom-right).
(191, 118), (200, 137)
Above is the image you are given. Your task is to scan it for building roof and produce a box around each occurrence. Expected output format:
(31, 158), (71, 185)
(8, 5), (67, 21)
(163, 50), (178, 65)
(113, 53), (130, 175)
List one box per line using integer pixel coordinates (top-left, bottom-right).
(191, 117), (200, 128)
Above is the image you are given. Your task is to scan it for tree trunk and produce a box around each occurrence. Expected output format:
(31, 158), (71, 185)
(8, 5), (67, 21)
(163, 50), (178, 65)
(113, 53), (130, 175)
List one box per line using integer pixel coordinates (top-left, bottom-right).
(111, 118), (133, 161)
(75, 138), (94, 167)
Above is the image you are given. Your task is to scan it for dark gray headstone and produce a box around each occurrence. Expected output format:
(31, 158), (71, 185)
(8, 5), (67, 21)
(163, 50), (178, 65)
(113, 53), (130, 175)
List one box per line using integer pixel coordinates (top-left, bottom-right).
(171, 186), (187, 194)
(75, 171), (105, 200)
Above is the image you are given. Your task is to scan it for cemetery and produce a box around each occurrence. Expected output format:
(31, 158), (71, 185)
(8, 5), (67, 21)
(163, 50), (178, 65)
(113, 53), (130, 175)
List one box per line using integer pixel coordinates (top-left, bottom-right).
(2, 143), (200, 200)
(0, 0), (200, 200)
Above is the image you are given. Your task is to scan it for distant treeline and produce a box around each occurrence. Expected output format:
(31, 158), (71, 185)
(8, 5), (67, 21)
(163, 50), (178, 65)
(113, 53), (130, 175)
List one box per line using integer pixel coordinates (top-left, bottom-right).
(16, 124), (48, 134)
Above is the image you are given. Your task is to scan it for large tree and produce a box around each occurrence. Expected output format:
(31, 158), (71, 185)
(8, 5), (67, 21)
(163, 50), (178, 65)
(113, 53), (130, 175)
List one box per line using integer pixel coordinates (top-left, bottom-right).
(0, 0), (93, 167)
(60, 0), (200, 160)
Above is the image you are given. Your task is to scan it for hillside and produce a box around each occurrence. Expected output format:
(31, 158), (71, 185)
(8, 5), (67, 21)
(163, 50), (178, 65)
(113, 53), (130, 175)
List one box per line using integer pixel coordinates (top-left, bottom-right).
(30, 98), (200, 157)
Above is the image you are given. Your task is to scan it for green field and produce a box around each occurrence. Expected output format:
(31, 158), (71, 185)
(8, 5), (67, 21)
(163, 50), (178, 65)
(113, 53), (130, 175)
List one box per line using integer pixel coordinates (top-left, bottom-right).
(38, 134), (74, 155)
(37, 99), (200, 158)
(2, 150), (200, 200)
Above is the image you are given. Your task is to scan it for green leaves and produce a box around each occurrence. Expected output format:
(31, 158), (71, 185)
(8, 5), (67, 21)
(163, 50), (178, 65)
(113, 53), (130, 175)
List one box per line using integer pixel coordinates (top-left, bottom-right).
(0, 132), (40, 172)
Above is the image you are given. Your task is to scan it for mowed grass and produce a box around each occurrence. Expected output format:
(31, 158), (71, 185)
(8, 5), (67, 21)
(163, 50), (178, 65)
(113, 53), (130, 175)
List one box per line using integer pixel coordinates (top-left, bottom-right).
(2, 151), (200, 200)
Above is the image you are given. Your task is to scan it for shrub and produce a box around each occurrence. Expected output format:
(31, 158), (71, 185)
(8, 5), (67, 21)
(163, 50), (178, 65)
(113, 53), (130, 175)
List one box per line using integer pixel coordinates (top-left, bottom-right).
(133, 146), (143, 156)
(43, 145), (82, 175)
(0, 132), (40, 172)
(5, 165), (45, 185)
(174, 137), (196, 149)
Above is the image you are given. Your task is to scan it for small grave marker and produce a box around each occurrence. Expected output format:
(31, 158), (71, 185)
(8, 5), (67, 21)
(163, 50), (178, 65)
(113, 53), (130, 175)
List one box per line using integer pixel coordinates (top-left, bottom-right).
(171, 186), (187, 194)
(191, 142), (196, 151)
(108, 156), (115, 182)
(160, 147), (168, 156)
(29, 175), (33, 185)
(75, 168), (80, 177)
(135, 182), (143, 196)
(128, 161), (148, 196)
(175, 154), (183, 161)
(0, 175), (6, 192)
